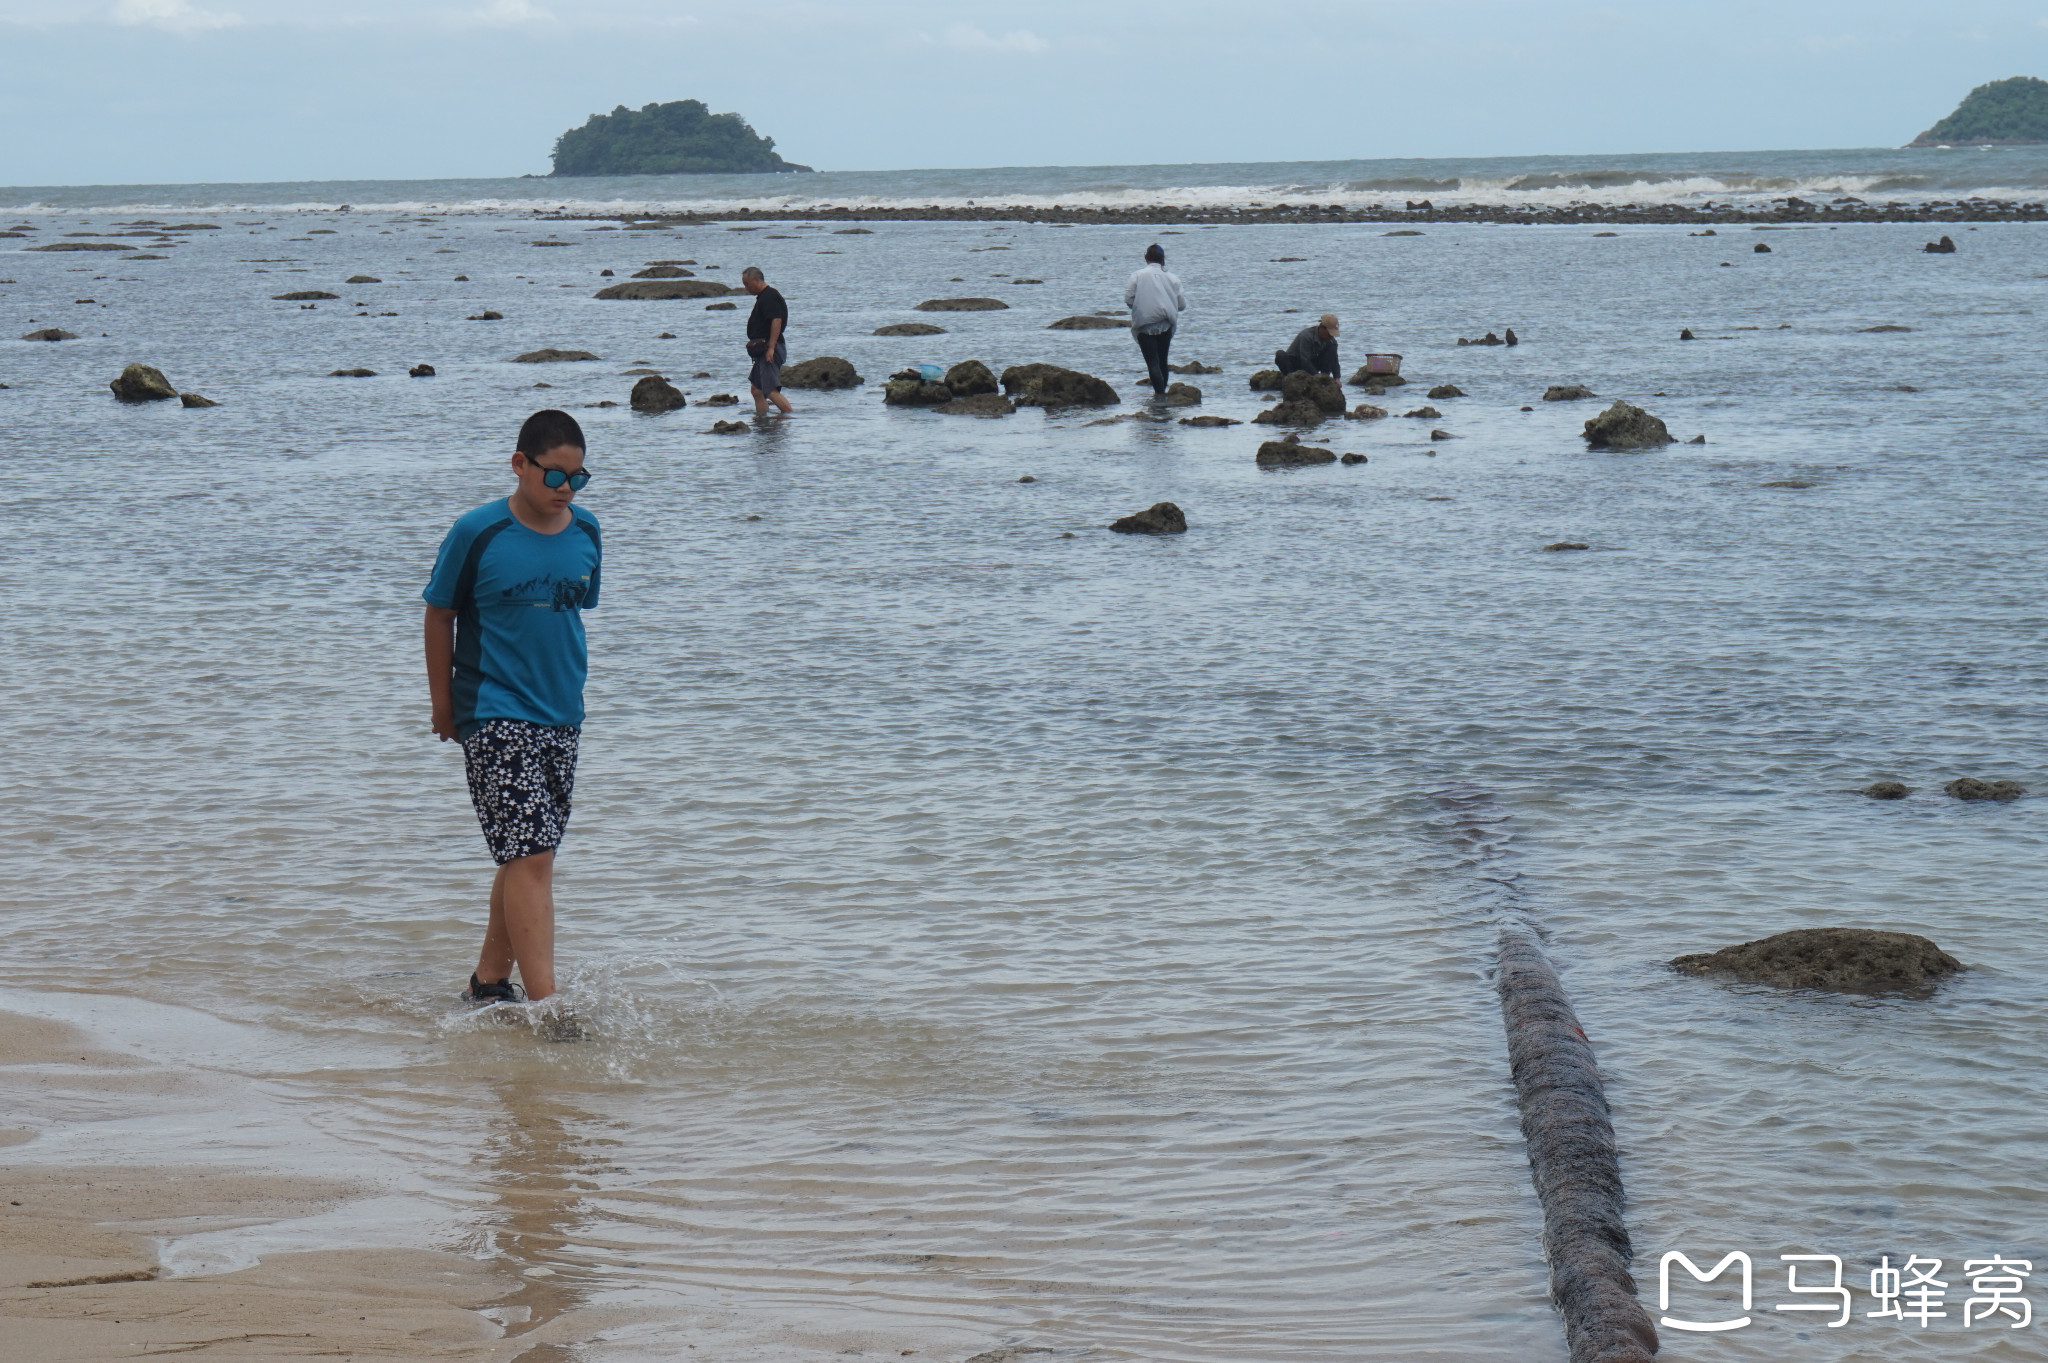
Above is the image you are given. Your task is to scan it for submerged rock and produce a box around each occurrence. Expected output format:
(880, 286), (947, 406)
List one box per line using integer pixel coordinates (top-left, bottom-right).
(1256, 434), (1337, 466)
(708, 419), (750, 433)
(1341, 452), (1367, 465)
(1924, 235), (1957, 254)
(179, 392), (217, 407)
(944, 359), (997, 396)
(409, 363), (436, 378)
(935, 392), (1016, 417)
(272, 290), (338, 301)
(631, 264), (696, 278)
(1945, 777), (2025, 802)
(1542, 541), (1590, 552)
(595, 279), (733, 300)
(1583, 400), (1675, 449)
(467, 311), (504, 321)
(1404, 406), (1442, 419)
(330, 367), (376, 377)
(702, 393), (739, 406)
(1047, 315), (1125, 330)
(345, 274), (380, 284)
(109, 363), (177, 401)
(1458, 332), (1506, 347)
(1178, 414), (1240, 427)
(1348, 365), (1407, 386)
(915, 297), (1008, 311)
(1001, 363), (1117, 408)
(781, 356), (862, 389)
(1428, 384), (1466, 399)
(1351, 403), (1387, 420)
(705, 301), (736, 310)
(21, 328), (78, 341)
(513, 349), (600, 363)
(1169, 360), (1222, 374)
(874, 322), (947, 336)
(1160, 382), (1202, 406)
(1861, 324), (1912, 333)
(1863, 781), (1909, 800)
(1430, 428), (1455, 441)
(1109, 501), (1187, 534)
(1543, 385), (1597, 401)
(630, 375), (687, 412)
(1671, 927), (1963, 995)
(1679, 328), (1697, 341)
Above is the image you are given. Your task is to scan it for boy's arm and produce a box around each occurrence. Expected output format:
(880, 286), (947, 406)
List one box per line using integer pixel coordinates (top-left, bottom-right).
(424, 605), (458, 741)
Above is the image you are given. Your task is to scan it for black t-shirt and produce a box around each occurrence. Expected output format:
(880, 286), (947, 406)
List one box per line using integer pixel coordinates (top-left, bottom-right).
(746, 286), (788, 342)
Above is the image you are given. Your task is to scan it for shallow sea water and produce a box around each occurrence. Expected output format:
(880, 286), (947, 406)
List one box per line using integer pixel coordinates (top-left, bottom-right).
(2, 210), (2045, 1360)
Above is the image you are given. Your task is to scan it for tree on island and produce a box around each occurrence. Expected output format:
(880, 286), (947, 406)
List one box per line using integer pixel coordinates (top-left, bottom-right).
(550, 99), (812, 176)
(1910, 76), (2048, 146)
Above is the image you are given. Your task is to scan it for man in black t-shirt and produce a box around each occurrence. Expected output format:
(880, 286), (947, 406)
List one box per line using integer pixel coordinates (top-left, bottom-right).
(741, 266), (793, 416)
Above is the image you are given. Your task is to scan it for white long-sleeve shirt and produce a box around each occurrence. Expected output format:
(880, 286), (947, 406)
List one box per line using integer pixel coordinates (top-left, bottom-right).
(1124, 262), (1187, 334)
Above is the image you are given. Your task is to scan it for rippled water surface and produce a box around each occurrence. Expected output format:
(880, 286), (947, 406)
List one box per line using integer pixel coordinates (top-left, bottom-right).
(3, 210), (2045, 1359)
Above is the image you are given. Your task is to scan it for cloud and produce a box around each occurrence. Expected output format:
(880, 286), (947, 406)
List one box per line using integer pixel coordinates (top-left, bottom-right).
(470, 0), (550, 21)
(937, 23), (1047, 54)
(110, 0), (242, 30)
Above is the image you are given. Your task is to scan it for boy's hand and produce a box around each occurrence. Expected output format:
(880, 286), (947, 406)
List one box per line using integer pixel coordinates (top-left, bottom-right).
(431, 706), (458, 743)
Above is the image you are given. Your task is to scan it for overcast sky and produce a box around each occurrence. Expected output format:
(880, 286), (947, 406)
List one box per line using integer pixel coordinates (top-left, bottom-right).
(3, 0), (2046, 185)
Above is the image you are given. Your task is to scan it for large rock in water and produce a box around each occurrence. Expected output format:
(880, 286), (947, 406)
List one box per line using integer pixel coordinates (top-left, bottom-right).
(935, 393), (1015, 417)
(1249, 369), (1284, 391)
(884, 378), (953, 406)
(945, 360), (997, 396)
(915, 297), (1008, 311)
(21, 328), (78, 341)
(1109, 501), (1186, 534)
(630, 375), (686, 412)
(1283, 371), (1346, 412)
(595, 279), (733, 300)
(272, 290), (339, 301)
(1946, 777), (2025, 801)
(1582, 400), (1675, 449)
(1671, 927), (1963, 995)
(514, 349), (601, 363)
(109, 363), (177, 402)
(1047, 315), (1126, 330)
(1000, 363), (1117, 408)
(781, 356), (862, 389)
(1256, 434), (1337, 466)
(874, 322), (946, 336)
(1544, 385), (1597, 401)
(1160, 382), (1201, 406)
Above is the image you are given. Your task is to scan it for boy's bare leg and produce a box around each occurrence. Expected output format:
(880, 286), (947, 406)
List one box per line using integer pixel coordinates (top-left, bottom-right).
(751, 385), (793, 417)
(474, 850), (557, 999)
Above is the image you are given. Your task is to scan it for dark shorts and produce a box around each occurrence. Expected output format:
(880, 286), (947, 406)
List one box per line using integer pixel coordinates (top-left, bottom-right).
(461, 718), (580, 865)
(748, 355), (783, 394)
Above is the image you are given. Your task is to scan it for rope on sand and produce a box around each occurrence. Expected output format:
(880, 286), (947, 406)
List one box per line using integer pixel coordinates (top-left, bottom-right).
(1497, 928), (1659, 1363)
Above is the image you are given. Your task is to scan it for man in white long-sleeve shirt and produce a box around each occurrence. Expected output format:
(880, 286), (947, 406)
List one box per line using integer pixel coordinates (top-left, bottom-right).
(1124, 244), (1187, 396)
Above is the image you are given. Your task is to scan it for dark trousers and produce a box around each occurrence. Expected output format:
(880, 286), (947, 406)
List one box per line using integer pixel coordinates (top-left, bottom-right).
(1274, 348), (1301, 375)
(1136, 327), (1174, 394)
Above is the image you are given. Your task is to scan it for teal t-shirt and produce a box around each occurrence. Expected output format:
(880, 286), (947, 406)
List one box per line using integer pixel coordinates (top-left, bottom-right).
(423, 499), (602, 738)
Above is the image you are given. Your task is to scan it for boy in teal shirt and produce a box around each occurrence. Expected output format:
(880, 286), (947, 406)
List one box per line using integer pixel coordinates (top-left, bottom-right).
(423, 410), (601, 1004)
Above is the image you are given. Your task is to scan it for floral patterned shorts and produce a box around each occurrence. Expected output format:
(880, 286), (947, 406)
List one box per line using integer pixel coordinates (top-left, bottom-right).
(461, 719), (580, 865)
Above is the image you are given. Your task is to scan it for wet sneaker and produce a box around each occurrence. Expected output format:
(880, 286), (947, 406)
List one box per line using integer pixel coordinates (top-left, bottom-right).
(463, 973), (526, 1006)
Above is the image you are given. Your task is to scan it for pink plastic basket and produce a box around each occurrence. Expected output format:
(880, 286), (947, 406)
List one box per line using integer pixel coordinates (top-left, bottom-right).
(1363, 352), (1403, 375)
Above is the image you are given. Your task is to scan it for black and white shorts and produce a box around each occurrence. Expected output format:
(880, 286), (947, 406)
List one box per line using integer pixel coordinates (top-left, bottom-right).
(461, 718), (580, 865)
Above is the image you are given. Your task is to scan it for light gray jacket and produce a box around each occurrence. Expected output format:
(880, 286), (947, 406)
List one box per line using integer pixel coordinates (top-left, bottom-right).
(1124, 263), (1187, 334)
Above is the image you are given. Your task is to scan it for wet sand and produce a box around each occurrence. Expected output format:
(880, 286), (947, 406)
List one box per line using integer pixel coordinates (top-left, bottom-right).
(0, 1010), (594, 1360)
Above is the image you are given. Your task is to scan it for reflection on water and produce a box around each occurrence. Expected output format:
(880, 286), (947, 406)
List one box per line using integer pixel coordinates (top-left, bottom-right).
(1, 210), (2044, 1359)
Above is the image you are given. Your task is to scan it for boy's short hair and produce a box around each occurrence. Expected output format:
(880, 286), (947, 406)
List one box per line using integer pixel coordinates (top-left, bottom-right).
(517, 409), (586, 459)
(1144, 243), (1165, 264)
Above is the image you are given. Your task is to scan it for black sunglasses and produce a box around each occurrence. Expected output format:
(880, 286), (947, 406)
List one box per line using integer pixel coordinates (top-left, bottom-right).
(527, 460), (592, 492)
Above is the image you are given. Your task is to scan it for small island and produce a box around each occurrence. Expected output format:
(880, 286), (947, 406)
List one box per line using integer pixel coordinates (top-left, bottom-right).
(1910, 75), (2048, 146)
(550, 99), (811, 176)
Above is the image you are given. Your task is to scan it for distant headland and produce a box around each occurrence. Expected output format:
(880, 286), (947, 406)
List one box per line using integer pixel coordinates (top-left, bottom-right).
(550, 99), (812, 177)
(1910, 76), (2048, 146)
